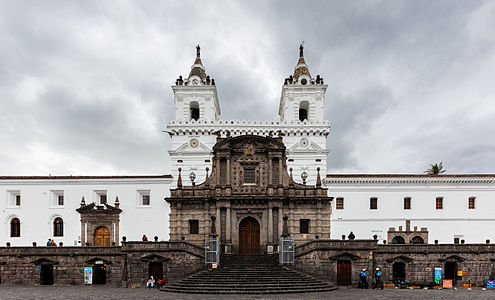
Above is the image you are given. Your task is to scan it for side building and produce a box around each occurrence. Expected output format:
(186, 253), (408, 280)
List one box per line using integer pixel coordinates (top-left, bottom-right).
(0, 176), (172, 246)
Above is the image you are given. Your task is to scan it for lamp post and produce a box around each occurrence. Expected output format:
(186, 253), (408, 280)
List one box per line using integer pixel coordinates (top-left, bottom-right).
(189, 172), (196, 186)
(301, 171), (308, 185)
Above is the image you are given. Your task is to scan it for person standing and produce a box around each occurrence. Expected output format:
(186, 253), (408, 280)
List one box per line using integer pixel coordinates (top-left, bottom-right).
(142, 235), (148, 241)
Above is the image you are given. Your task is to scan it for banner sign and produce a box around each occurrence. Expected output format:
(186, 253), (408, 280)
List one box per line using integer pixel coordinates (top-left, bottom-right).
(443, 280), (453, 288)
(84, 267), (93, 284)
(487, 280), (495, 289)
(434, 268), (442, 285)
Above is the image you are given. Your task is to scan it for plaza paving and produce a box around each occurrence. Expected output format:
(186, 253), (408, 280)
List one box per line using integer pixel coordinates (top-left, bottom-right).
(0, 286), (494, 300)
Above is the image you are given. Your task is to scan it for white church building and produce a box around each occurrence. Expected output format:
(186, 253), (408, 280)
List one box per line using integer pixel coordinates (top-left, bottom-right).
(1, 46), (494, 247)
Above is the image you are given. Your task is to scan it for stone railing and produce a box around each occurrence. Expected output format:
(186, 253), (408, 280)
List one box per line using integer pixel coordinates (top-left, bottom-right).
(295, 239), (378, 257)
(121, 241), (204, 258)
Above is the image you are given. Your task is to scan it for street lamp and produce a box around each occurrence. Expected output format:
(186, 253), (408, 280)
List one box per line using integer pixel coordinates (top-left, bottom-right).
(189, 172), (196, 186)
(301, 171), (308, 185)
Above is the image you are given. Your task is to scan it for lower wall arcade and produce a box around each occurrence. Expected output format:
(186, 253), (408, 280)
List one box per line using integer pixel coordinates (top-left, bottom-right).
(0, 240), (494, 287)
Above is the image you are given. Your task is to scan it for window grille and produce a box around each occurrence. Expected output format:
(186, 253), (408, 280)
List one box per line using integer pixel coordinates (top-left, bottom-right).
(468, 197), (475, 209)
(58, 195), (64, 206)
(54, 218), (64, 237)
(436, 197), (443, 209)
(15, 195), (21, 206)
(300, 219), (309, 234)
(142, 195), (150, 206)
(10, 218), (20, 237)
(404, 197), (411, 210)
(336, 197), (344, 210)
(244, 167), (255, 184)
(189, 220), (199, 234)
(370, 197), (378, 210)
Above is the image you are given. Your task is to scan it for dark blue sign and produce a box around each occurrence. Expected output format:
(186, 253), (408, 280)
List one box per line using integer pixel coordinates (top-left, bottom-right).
(487, 280), (495, 289)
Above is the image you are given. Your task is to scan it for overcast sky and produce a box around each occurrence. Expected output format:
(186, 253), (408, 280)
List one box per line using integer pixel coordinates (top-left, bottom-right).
(1, 1), (494, 176)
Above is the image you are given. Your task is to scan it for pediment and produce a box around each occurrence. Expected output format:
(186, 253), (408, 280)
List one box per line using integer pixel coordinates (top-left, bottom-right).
(32, 258), (59, 265)
(176, 141), (210, 152)
(386, 255), (414, 263)
(85, 257), (112, 265)
(76, 203), (122, 215)
(329, 252), (361, 260)
(288, 141), (323, 152)
(441, 255), (465, 262)
(139, 253), (170, 262)
(213, 135), (285, 152)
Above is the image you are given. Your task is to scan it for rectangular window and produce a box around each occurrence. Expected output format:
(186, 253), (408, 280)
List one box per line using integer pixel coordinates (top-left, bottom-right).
(468, 197), (475, 209)
(404, 197), (411, 210)
(244, 167), (256, 184)
(454, 237), (460, 244)
(272, 158), (279, 185)
(58, 195), (64, 206)
(370, 197), (377, 210)
(8, 191), (21, 207)
(336, 197), (344, 210)
(100, 194), (107, 204)
(436, 197), (443, 209)
(300, 219), (310, 234)
(189, 220), (199, 234)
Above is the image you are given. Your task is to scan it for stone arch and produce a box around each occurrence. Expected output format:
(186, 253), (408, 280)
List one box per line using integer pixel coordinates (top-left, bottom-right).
(410, 236), (424, 244)
(391, 236), (405, 244)
(299, 101), (309, 121)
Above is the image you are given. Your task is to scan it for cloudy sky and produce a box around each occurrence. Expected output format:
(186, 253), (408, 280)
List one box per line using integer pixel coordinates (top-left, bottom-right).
(1, 1), (494, 176)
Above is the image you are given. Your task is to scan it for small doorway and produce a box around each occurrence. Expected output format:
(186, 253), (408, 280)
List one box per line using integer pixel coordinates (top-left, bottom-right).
(393, 262), (406, 283)
(337, 260), (352, 286)
(149, 262), (163, 281)
(92, 264), (107, 284)
(239, 217), (260, 255)
(94, 226), (111, 246)
(40, 264), (54, 285)
(445, 261), (457, 281)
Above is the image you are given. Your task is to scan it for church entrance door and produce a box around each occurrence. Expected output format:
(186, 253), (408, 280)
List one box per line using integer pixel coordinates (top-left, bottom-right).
(94, 226), (111, 246)
(337, 260), (352, 286)
(239, 217), (260, 254)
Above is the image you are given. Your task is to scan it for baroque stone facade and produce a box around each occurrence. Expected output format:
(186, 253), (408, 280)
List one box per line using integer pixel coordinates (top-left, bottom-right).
(166, 135), (332, 254)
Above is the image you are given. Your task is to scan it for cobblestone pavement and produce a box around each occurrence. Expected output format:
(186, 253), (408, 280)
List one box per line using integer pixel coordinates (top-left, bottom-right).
(0, 286), (494, 300)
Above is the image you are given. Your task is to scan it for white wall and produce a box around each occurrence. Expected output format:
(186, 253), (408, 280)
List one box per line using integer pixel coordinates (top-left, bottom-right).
(1, 177), (171, 246)
(326, 176), (495, 244)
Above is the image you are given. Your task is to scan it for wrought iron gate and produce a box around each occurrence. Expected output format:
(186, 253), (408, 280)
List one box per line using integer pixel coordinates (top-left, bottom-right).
(279, 239), (295, 264)
(205, 238), (220, 265)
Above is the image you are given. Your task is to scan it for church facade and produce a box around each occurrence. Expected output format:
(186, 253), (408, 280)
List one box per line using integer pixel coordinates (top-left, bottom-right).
(0, 45), (494, 250)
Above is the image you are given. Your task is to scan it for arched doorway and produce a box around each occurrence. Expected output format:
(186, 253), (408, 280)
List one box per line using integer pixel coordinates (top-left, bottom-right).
(92, 264), (106, 284)
(94, 226), (110, 246)
(393, 262), (406, 284)
(149, 262), (163, 281)
(40, 264), (54, 285)
(239, 217), (260, 254)
(445, 261), (457, 281)
(337, 260), (352, 286)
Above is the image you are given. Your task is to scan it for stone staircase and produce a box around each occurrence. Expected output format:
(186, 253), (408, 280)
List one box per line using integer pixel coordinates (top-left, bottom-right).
(162, 254), (337, 294)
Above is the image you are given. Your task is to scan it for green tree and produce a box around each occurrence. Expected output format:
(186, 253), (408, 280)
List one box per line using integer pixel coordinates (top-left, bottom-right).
(425, 162), (446, 175)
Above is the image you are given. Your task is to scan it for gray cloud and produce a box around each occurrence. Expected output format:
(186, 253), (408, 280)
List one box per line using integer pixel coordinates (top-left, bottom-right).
(0, 1), (494, 175)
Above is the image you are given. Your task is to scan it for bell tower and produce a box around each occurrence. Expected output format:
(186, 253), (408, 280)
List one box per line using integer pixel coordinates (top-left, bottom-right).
(279, 44), (327, 123)
(278, 45), (329, 184)
(172, 45), (220, 122)
(168, 46), (220, 187)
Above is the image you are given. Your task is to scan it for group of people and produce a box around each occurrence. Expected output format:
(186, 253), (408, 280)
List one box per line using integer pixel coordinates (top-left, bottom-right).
(359, 267), (383, 289)
(46, 239), (57, 247)
(146, 276), (164, 289)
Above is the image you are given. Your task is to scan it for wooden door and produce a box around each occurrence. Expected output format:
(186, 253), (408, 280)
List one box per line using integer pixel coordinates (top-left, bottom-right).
(239, 217), (260, 254)
(337, 260), (352, 286)
(94, 226), (111, 246)
(149, 262), (163, 280)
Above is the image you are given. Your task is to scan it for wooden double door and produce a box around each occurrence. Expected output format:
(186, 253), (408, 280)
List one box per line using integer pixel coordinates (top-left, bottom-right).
(239, 217), (260, 254)
(337, 260), (352, 286)
(94, 226), (111, 246)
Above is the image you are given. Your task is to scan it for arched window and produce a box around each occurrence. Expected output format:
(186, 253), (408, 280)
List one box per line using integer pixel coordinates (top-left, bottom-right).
(299, 101), (309, 122)
(190, 101), (200, 121)
(391, 236), (405, 244)
(410, 236), (424, 244)
(53, 217), (64, 237)
(10, 218), (20, 237)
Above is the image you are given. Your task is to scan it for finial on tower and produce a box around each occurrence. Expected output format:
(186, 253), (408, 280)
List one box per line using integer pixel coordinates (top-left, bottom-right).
(299, 43), (304, 57)
(196, 44), (201, 58)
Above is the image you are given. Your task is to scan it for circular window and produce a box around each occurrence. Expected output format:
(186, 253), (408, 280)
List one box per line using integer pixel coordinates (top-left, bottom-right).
(300, 78), (307, 85)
